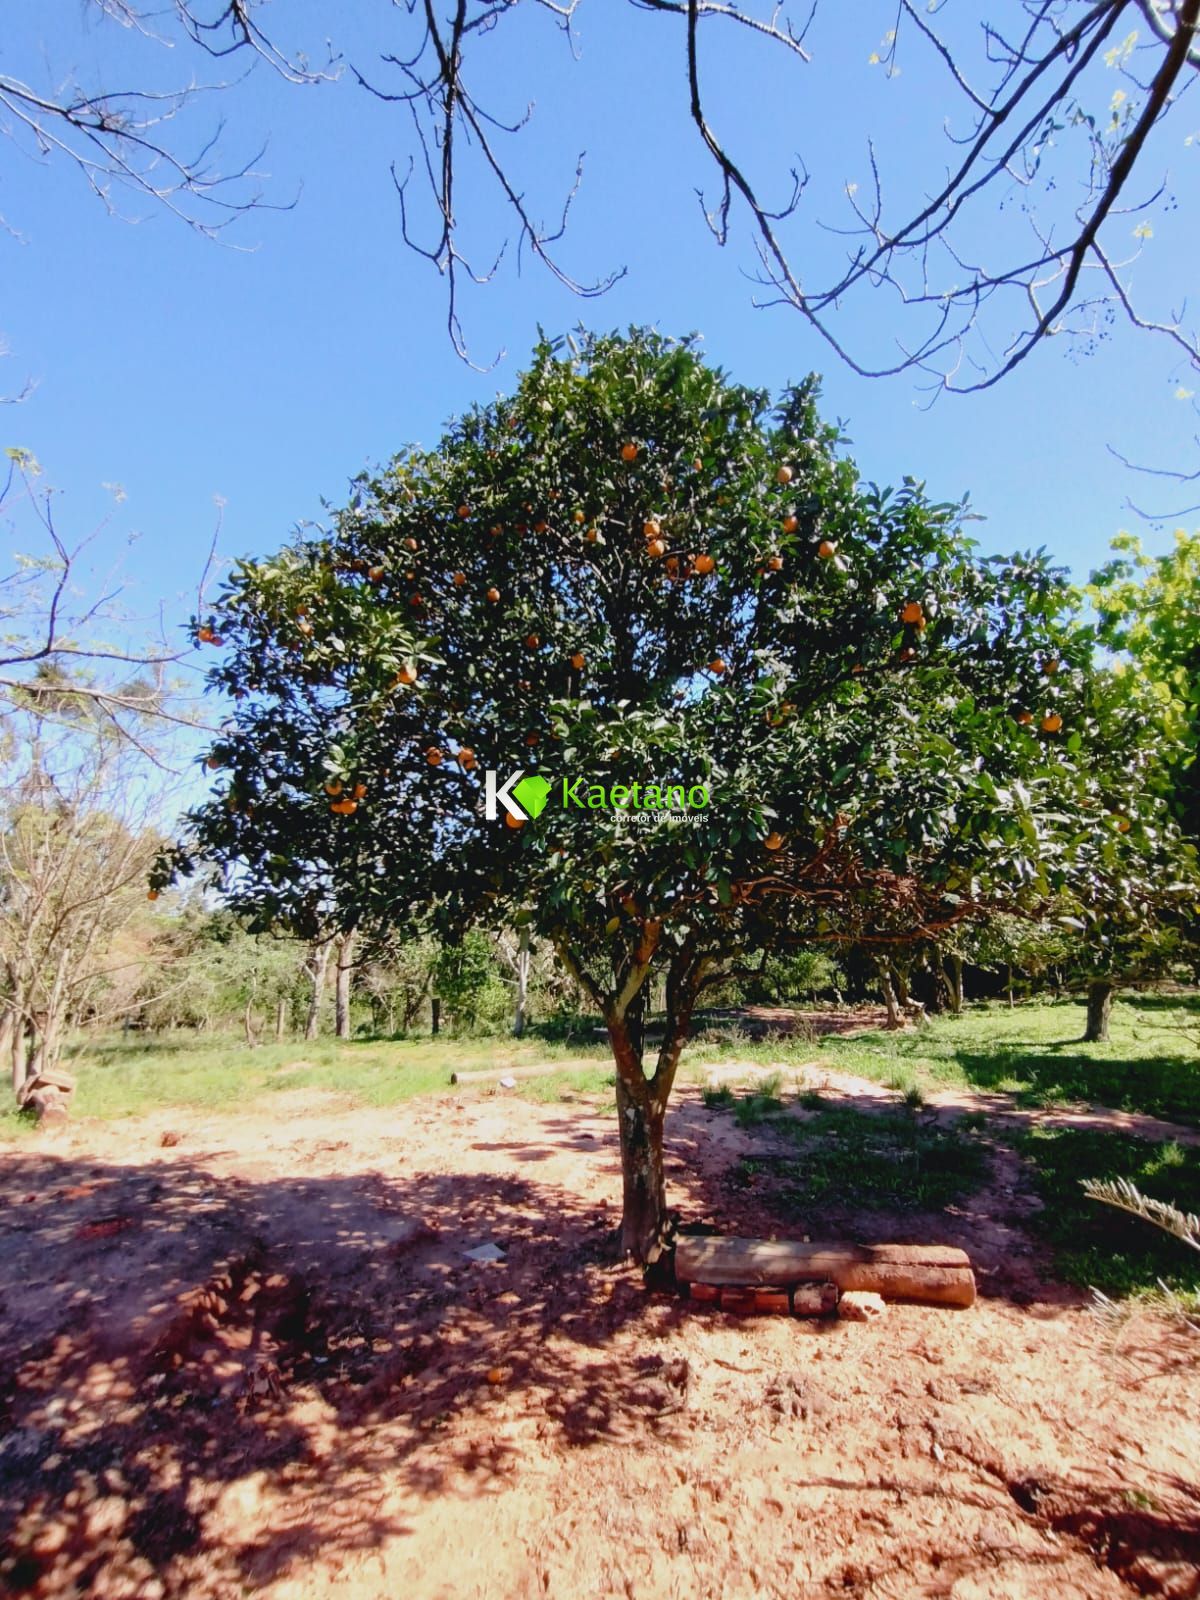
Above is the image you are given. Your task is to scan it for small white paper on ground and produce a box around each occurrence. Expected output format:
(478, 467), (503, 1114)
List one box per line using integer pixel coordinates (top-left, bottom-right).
(464, 1242), (506, 1263)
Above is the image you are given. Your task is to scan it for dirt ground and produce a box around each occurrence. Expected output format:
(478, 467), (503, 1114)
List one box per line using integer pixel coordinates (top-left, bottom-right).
(2, 1071), (1198, 1600)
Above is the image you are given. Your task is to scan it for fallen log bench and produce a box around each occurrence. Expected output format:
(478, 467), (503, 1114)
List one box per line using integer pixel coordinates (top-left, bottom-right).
(675, 1236), (976, 1310)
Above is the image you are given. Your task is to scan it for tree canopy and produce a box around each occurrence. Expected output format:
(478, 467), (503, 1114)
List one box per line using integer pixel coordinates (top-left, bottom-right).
(173, 327), (1193, 1257)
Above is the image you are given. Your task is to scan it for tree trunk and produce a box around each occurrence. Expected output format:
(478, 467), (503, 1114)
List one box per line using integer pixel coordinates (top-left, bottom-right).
(614, 1076), (667, 1262)
(1084, 979), (1115, 1043)
(431, 997), (441, 1037)
(335, 929), (357, 1041)
(275, 997), (288, 1042)
(948, 953), (964, 1014)
(878, 963), (901, 1030)
(305, 939), (332, 1040)
(244, 999), (258, 1047)
(512, 924), (531, 1038)
(606, 977), (685, 1265)
(1, 1010), (19, 1103)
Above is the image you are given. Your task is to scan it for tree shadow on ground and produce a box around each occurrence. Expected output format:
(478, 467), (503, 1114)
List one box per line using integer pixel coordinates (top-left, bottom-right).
(0, 1146), (690, 1598)
(949, 1046), (1200, 1124)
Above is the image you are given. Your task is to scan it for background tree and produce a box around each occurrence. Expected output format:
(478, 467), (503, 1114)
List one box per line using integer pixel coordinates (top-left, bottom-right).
(0, 684), (171, 1097)
(174, 328), (1174, 1262)
(1091, 530), (1200, 842)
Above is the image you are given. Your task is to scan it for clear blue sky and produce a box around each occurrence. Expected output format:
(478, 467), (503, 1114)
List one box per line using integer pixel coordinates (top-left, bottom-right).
(4, 1), (1197, 651)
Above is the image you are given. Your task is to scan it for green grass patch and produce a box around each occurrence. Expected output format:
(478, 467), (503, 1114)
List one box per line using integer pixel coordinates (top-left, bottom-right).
(684, 995), (1200, 1126)
(1009, 1124), (1200, 1299)
(736, 1104), (987, 1213)
(0, 1031), (610, 1136)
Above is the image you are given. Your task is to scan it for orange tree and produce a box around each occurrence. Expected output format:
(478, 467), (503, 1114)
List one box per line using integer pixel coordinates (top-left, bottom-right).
(168, 329), (1171, 1262)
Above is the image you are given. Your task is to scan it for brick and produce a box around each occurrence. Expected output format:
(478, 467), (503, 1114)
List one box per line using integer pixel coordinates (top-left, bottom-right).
(753, 1289), (792, 1314)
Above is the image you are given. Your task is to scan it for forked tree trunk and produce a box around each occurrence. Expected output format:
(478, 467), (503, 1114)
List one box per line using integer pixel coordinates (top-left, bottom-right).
(1084, 979), (1115, 1043)
(305, 939), (332, 1040)
(335, 929), (357, 1041)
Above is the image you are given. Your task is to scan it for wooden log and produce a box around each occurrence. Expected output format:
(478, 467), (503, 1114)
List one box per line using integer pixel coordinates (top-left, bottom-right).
(449, 1060), (599, 1086)
(674, 1236), (975, 1308)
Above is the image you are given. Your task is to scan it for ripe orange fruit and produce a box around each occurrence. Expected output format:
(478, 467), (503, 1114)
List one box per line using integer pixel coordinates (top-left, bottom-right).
(297, 618), (313, 635)
(1016, 710), (1033, 725)
(426, 747), (444, 766)
(782, 515), (798, 535)
(505, 812), (525, 830)
(767, 555), (783, 572)
(573, 509), (585, 524)
(353, 782), (367, 799)
(324, 780), (343, 796)
(330, 799), (358, 815)
(453, 571), (466, 587)
(486, 587), (501, 603)
(570, 652), (585, 670)
(764, 832), (784, 851)
(147, 889), (159, 901)
(489, 524), (502, 537)
(525, 633), (540, 650)
(818, 540), (837, 559)
(409, 593), (424, 608)
(901, 601), (924, 625)
(647, 539), (666, 559)
(1042, 657), (1060, 675)
(206, 755), (221, 771)
(709, 657), (727, 674)
(1041, 713), (1063, 734)
(585, 527), (599, 543)
(525, 732), (539, 747)
(1116, 817), (1131, 833)
(694, 553), (715, 576)
(534, 520), (549, 534)
(366, 566), (384, 582)
(457, 747), (477, 770)
(776, 465), (793, 485)
(404, 537), (419, 551)
(397, 663), (418, 685)
(621, 442), (638, 462)
(457, 504), (470, 518)
(643, 519), (661, 539)
(197, 626), (214, 644)
(664, 556), (680, 578)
